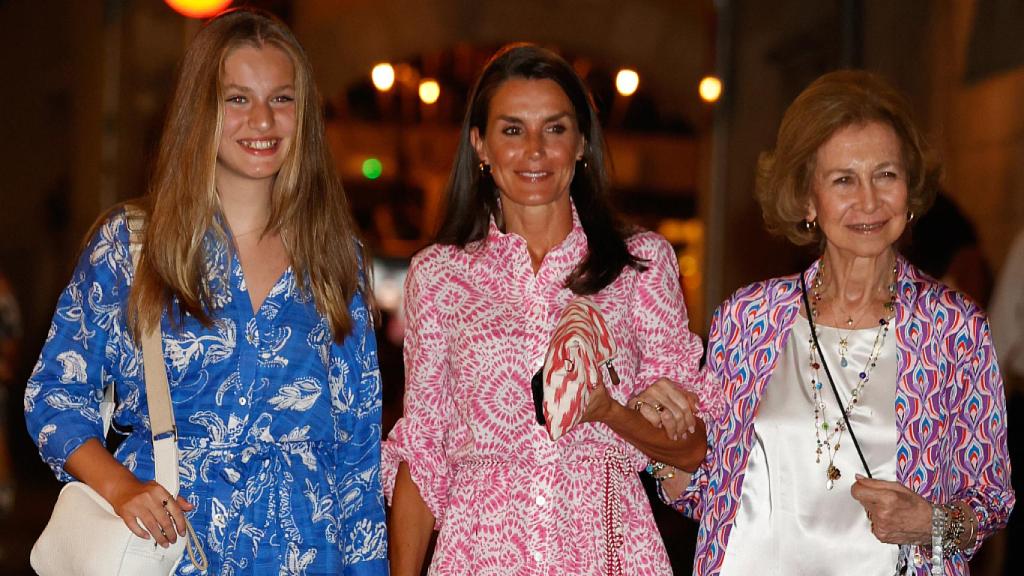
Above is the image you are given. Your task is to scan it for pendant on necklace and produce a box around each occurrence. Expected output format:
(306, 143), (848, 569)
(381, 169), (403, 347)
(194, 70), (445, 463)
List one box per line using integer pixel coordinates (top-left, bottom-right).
(826, 464), (841, 490)
(838, 337), (849, 368)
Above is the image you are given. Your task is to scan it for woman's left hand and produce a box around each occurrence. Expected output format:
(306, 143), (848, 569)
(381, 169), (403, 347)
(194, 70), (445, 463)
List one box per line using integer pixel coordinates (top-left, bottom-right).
(851, 475), (932, 545)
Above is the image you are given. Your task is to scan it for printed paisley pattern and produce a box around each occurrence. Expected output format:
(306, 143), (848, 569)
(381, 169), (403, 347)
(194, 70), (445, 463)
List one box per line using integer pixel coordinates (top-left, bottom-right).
(675, 257), (1014, 576)
(25, 209), (387, 575)
(382, 207), (712, 576)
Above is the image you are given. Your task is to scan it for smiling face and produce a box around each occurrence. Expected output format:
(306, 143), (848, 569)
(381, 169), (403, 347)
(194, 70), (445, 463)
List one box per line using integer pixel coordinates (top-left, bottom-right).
(215, 44), (297, 192)
(807, 121), (909, 259)
(471, 78), (585, 211)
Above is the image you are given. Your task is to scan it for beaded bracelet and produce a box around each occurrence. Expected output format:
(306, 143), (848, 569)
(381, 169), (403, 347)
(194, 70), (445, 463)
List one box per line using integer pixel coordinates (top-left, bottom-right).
(644, 461), (677, 481)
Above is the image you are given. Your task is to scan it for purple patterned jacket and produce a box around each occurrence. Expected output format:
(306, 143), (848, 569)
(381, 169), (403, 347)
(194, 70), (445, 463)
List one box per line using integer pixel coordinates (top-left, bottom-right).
(674, 256), (1014, 576)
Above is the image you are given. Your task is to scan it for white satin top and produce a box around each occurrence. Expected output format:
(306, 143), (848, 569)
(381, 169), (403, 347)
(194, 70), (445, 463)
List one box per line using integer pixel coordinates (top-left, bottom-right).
(719, 319), (900, 576)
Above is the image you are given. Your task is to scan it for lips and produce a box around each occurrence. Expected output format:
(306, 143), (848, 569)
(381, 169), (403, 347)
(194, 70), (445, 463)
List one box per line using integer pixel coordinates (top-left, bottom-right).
(515, 170), (553, 182)
(847, 220), (888, 233)
(238, 138), (281, 155)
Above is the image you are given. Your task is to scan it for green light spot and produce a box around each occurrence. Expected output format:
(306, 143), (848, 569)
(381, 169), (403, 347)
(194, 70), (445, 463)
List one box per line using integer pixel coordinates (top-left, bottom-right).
(362, 158), (383, 180)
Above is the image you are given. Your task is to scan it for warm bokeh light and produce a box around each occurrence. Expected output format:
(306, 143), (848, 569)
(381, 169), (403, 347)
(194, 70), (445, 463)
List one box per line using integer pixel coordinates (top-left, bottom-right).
(164, 0), (232, 19)
(418, 79), (441, 105)
(699, 75), (723, 103)
(615, 69), (640, 97)
(362, 158), (383, 180)
(371, 63), (396, 92)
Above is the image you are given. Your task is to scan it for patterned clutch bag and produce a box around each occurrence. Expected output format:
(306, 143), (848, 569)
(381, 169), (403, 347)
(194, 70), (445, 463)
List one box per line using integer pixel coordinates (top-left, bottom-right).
(540, 296), (619, 441)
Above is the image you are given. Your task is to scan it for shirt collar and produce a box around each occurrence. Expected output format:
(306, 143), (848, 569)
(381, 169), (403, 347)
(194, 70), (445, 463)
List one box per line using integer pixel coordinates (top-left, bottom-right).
(478, 200), (587, 276)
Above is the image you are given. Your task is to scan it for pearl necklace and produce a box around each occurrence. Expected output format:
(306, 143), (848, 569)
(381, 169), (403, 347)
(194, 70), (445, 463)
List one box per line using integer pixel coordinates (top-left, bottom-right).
(808, 260), (896, 490)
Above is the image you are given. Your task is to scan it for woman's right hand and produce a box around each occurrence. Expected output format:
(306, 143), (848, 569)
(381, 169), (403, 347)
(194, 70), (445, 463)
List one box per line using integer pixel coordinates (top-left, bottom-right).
(629, 377), (701, 441)
(109, 477), (193, 547)
(64, 438), (192, 548)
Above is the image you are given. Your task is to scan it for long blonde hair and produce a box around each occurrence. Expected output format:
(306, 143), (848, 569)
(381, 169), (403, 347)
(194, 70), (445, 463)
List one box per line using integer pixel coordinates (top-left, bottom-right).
(128, 8), (367, 342)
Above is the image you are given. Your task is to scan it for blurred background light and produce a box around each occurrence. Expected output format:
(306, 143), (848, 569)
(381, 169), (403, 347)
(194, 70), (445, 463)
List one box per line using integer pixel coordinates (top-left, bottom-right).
(615, 69), (640, 96)
(164, 0), (233, 19)
(371, 63), (396, 92)
(362, 158), (384, 180)
(699, 75), (722, 103)
(418, 79), (440, 104)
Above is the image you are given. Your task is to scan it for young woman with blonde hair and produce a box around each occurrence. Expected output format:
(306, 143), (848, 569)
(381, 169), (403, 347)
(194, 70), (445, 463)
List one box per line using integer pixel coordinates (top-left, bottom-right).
(26, 9), (387, 574)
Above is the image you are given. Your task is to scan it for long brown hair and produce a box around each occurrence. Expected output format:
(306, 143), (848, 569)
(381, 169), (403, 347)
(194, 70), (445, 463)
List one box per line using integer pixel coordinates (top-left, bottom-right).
(128, 8), (367, 341)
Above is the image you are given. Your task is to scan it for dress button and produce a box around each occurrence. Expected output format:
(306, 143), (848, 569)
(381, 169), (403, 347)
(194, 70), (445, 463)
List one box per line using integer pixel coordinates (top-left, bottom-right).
(535, 495), (547, 506)
(238, 397), (247, 406)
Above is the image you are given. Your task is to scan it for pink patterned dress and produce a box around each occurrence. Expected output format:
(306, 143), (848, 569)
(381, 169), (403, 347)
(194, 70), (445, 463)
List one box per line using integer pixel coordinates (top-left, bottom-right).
(382, 209), (708, 575)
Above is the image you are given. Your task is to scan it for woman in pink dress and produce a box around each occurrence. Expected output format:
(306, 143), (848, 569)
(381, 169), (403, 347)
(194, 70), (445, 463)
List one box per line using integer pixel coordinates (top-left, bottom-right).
(383, 44), (714, 576)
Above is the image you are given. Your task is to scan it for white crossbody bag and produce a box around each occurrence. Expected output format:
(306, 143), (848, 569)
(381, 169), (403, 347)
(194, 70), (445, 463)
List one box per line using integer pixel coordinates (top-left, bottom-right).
(30, 215), (207, 575)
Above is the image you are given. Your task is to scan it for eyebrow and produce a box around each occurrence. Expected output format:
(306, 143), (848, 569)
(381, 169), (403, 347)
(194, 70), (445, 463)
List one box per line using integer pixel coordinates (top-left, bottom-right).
(822, 161), (903, 176)
(494, 111), (574, 124)
(222, 83), (295, 93)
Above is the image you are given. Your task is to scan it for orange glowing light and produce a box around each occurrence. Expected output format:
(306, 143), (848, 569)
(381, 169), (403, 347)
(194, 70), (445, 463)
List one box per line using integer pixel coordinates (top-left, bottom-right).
(418, 79), (441, 105)
(164, 0), (233, 19)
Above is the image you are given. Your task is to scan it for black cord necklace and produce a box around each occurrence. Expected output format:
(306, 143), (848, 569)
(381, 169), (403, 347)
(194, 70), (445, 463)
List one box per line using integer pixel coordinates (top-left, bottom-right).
(800, 272), (875, 483)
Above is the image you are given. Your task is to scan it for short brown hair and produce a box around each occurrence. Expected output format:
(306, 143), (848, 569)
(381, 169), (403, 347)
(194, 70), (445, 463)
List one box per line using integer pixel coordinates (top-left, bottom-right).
(755, 69), (940, 246)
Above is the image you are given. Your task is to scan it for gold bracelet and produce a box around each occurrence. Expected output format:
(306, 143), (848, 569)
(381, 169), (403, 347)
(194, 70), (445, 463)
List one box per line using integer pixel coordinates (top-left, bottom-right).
(942, 504), (965, 558)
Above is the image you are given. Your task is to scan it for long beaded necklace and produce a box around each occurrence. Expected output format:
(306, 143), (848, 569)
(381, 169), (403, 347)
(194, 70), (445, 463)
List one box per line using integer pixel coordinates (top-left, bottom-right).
(808, 260), (897, 490)
(835, 305), (868, 368)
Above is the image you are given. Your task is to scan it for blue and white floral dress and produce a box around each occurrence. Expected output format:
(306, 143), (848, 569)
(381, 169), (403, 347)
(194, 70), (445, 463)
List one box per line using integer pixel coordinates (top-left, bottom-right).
(25, 209), (388, 575)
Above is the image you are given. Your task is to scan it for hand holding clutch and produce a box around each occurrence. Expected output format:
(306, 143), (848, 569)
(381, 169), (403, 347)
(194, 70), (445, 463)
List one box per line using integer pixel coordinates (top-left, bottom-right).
(541, 296), (618, 441)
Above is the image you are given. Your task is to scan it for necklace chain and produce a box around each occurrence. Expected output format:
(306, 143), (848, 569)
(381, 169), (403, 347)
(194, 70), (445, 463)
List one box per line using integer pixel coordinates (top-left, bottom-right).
(808, 259), (897, 490)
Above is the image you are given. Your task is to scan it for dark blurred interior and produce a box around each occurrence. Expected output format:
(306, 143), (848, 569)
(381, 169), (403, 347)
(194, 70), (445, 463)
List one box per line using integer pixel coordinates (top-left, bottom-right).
(2, 0), (1023, 573)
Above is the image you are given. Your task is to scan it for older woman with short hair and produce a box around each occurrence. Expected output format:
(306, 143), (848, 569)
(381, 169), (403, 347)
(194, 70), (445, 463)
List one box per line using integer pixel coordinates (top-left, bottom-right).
(639, 70), (1013, 575)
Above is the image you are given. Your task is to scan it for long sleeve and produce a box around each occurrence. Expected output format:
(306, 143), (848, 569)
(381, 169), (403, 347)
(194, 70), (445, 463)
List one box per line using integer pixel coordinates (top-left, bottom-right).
(948, 312), (1014, 558)
(338, 290), (389, 573)
(24, 212), (132, 482)
(670, 294), (737, 519)
(381, 250), (457, 526)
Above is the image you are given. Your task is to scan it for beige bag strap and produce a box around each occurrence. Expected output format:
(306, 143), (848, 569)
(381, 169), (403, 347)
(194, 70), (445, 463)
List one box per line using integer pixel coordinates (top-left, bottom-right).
(125, 209), (177, 490)
(126, 208), (209, 571)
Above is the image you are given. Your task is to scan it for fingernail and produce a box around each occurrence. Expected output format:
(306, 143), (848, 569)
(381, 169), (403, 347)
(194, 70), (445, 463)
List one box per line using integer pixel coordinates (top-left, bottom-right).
(689, 426), (695, 434)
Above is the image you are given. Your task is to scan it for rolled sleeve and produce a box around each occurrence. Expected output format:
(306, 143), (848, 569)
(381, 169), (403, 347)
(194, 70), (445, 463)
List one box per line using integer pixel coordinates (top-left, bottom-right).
(630, 233), (715, 417)
(381, 255), (456, 527)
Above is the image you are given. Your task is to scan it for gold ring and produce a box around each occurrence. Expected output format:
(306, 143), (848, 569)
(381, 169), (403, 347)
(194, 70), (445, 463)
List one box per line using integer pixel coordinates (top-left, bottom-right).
(162, 499), (169, 507)
(653, 402), (665, 413)
(632, 400), (648, 412)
